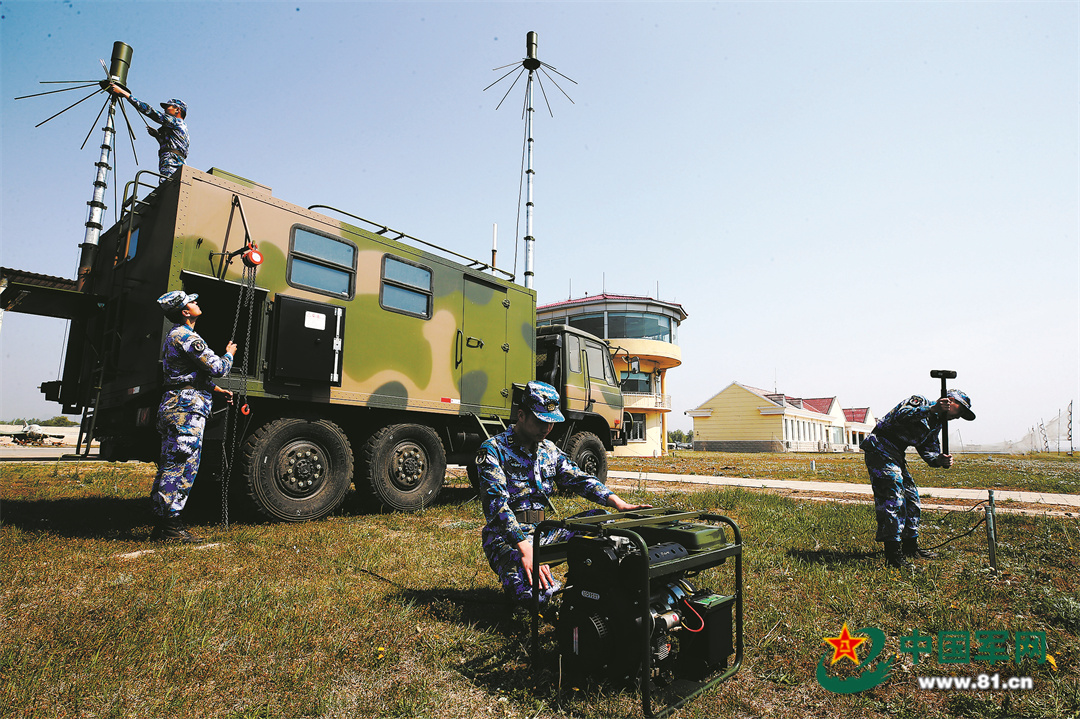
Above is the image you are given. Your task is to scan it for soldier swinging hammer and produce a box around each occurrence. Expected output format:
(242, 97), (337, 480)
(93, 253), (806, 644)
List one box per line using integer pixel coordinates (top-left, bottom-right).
(861, 371), (976, 569)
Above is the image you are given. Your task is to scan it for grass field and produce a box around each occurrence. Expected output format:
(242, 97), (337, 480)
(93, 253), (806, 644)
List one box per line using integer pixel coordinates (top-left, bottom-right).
(2, 454), (1078, 718)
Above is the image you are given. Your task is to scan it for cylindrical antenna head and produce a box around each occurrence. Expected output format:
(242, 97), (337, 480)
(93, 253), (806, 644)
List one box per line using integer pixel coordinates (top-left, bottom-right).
(524, 31), (540, 70)
(109, 41), (133, 87)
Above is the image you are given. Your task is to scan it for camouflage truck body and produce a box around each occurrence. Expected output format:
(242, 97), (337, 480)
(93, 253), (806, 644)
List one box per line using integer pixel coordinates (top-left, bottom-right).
(30, 166), (623, 520)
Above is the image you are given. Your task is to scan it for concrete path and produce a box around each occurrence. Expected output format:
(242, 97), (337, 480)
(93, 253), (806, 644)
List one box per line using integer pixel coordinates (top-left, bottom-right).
(608, 470), (1080, 509)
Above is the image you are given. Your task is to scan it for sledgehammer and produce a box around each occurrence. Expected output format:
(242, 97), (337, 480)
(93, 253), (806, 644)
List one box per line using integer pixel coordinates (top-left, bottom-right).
(930, 369), (957, 456)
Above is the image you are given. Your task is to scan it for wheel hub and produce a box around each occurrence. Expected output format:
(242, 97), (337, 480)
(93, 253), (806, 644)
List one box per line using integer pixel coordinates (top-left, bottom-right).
(391, 442), (427, 489)
(278, 442), (324, 497)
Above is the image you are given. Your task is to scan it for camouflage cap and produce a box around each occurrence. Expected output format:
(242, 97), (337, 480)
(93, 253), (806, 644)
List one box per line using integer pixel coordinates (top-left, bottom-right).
(947, 389), (976, 421)
(161, 98), (187, 118)
(157, 290), (198, 314)
(523, 381), (564, 423)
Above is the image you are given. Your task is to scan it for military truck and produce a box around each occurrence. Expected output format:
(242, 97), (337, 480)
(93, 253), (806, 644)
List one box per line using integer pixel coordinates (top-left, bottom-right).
(1, 166), (627, 521)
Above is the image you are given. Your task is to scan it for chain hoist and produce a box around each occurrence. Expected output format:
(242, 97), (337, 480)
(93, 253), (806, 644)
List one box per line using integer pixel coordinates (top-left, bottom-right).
(219, 258), (259, 527)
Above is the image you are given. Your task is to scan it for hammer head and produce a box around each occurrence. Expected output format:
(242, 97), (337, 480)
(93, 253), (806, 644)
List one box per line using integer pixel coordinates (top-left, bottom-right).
(930, 370), (957, 380)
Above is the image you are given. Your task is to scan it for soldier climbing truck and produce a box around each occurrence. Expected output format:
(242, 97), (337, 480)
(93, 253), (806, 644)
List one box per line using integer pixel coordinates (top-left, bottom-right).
(1, 166), (629, 521)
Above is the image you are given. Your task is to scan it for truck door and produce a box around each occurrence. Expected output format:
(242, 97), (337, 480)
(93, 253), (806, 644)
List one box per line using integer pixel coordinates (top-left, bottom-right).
(459, 275), (509, 411)
(583, 337), (624, 426)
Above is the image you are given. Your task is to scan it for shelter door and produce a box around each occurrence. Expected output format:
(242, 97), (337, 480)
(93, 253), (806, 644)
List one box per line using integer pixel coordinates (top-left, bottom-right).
(459, 276), (508, 412)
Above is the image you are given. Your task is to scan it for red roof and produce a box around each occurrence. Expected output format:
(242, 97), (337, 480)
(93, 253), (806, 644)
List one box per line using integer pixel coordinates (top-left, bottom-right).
(801, 398), (835, 414)
(538, 293), (687, 314)
(844, 408), (871, 423)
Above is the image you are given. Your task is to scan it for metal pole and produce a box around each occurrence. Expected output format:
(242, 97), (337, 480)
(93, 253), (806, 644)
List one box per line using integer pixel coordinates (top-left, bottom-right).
(985, 489), (998, 571)
(76, 96), (117, 291)
(523, 70), (536, 290)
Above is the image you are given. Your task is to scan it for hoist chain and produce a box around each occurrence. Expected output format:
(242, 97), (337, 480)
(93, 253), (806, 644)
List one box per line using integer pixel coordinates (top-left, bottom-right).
(220, 263), (258, 527)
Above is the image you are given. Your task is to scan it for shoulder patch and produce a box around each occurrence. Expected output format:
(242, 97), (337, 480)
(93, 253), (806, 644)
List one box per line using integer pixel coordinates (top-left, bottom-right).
(907, 395), (925, 407)
(191, 338), (207, 353)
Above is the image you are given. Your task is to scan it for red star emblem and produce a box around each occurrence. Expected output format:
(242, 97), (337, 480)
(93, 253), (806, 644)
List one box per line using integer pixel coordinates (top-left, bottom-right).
(823, 623), (867, 665)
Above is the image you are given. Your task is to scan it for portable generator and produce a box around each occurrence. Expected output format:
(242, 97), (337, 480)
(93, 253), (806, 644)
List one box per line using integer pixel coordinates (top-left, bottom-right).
(531, 508), (743, 718)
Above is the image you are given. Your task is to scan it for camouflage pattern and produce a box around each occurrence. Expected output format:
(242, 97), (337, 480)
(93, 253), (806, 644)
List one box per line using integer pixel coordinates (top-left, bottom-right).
(77, 166), (622, 471)
(485, 508), (608, 604)
(128, 94), (189, 178)
(522, 380), (564, 422)
(862, 394), (946, 542)
(151, 323), (233, 517)
(477, 424), (613, 604)
(157, 290), (197, 314)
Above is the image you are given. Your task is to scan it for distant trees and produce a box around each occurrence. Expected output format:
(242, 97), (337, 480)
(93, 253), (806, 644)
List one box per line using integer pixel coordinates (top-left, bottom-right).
(667, 429), (693, 444)
(5, 416), (78, 427)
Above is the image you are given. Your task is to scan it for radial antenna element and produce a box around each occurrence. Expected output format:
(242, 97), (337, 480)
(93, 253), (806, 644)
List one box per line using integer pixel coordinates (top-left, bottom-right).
(485, 31), (576, 290)
(15, 41), (141, 291)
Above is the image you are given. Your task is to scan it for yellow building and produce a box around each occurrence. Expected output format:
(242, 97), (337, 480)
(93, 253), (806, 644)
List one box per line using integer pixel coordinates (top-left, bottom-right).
(537, 294), (687, 457)
(687, 382), (876, 452)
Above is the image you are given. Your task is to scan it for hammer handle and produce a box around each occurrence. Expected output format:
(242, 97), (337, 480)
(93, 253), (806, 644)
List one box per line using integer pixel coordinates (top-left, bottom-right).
(939, 378), (949, 457)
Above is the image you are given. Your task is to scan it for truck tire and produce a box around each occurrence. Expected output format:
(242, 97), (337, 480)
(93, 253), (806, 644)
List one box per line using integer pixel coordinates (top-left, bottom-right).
(243, 418), (354, 522)
(364, 424), (446, 512)
(565, 431), (608, 482)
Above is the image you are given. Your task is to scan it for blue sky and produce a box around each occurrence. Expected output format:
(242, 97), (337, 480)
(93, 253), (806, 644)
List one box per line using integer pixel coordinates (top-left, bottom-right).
(2, 1), (1077, 447)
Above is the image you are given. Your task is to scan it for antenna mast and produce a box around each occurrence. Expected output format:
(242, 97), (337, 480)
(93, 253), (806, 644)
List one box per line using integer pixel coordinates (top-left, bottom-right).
(485, 31), (576, 291)
(15, 41), (140, 291)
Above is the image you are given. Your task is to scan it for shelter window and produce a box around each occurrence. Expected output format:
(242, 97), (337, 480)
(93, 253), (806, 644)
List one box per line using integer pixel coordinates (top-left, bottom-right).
(380, 256), (432, 319)
(287, 227), (356, 299)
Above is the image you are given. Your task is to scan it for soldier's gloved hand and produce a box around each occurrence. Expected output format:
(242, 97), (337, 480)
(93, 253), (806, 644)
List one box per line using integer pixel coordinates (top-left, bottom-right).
(146, 127), (159, 139)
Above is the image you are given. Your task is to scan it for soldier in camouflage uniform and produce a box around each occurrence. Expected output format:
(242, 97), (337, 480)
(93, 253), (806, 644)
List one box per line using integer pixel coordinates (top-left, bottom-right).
(862, 390), (975, 568)
(107, 84), (189, 178)
(477, 381), (649, 606)
(151, 291), (236, 543)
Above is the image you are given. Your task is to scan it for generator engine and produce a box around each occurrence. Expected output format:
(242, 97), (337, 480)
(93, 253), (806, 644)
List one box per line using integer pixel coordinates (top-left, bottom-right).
(557, 535), (733, 684)
(533, 509), (743, 718)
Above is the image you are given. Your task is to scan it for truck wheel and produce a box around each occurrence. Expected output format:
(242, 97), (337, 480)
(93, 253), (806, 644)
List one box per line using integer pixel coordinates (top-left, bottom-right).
(243, 418), (354, 522)
(565, 431), (608, 482)
(364, 424), (445, 512)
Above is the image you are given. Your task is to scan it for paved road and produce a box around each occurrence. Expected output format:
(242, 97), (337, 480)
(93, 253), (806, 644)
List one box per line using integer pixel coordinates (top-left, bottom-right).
(608, 470), (1080, 510)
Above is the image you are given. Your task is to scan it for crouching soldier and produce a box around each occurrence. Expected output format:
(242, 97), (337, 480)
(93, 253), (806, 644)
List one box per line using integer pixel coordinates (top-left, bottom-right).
(476, 381), (649, 607)
(151, 291), (236, 543)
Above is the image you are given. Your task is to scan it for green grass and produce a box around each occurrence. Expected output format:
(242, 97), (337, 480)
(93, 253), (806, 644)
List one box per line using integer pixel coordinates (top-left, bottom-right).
(1, 459), (1078, 718)
(611, 451), (1080, 495)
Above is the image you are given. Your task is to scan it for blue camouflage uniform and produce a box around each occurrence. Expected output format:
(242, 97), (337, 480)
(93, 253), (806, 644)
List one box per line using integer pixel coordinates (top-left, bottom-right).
(862, 395), (947, 543)
(152, 302), (232, 519)
(478, 424), (613, 605)
(128, 95), (189, 178)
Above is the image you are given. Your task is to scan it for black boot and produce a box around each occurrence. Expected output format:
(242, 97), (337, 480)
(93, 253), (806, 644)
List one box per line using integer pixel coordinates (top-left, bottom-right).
(151, 515), (204, 544)
(903, 537), (938, 559)
(884, 541), (914, 569)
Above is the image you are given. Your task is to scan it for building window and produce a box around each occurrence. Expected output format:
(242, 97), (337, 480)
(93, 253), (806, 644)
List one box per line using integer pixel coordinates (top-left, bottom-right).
(622, 371), (651, 394)
(629, 412), (646, 441)
(380, 255), (432, 318)
(608, 311), (672, 343)
(568, 313), (604, 339)
(288, 227), (357, 298)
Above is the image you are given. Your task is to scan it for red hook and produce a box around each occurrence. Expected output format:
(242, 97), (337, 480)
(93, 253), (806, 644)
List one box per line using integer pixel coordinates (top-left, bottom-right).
(240, 403), (251, 416)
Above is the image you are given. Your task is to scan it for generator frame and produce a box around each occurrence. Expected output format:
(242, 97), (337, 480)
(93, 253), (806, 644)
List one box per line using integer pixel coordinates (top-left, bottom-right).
(531, 508), (744, 718)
